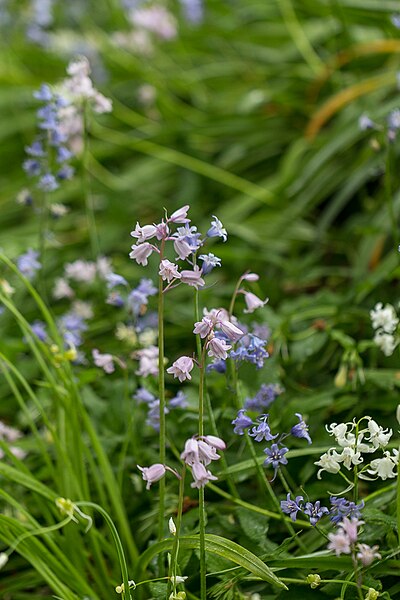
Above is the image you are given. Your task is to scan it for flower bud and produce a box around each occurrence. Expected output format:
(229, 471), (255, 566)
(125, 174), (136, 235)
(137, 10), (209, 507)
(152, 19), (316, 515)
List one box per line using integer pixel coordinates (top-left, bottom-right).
(169, 517), (177, 535)
(306, 574), (321, 589)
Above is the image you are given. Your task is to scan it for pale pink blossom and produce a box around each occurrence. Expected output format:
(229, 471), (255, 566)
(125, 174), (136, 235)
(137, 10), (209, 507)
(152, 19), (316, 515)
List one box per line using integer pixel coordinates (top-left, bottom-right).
(201, 435), (226, 451)
(129, 243), (155, 266)
(207, 337), (231, 360)
(327, 530), (351, 556)
(218, 320), (244, 341)
(92, 349), (115, 374)
(242, 272), (259, 282)
(159, 259), (181, 283)
(138, 463), (166, 490)
(357, 544), (381, 566)
(242, 291), (269, 313)
(167, 356), (194, 382)
(169, 205), (190, 223)
(135, 346), (159, 377)
(180, 438), (200, 465)
(341, 517), (362, 543)
(53, 277), (74, 300)
(190, 461), (218, 489)
(180, 265), (205, 289)
(130, 222), (157, 243)
(193, 317), (214, 338)
(174, 238), (193, 260)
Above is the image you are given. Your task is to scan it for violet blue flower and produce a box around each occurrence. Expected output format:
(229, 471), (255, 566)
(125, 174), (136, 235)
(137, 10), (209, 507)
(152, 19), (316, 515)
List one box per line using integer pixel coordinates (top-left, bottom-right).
(263, 443), (288, 480)
(232, 409), (253, 435)
(281, 493), (304, 521)
(17, 249), (41, 280)
(291, 413), (312, 444)
(304, 500), (329, 526)
(249, 414), (278, 442)
(207, 216), (227, 242)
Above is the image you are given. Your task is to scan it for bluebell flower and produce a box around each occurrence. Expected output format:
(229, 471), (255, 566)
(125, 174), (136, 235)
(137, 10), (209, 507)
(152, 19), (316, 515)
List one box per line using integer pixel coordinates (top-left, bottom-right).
(56, 147), (73, 163)
(30, 320), (48, 342)
(134, 387), (156, 404)
(17, 249), (41, 280)
(33, 84), (53, 102)
(198, 253), (221, 275)
(206, 359), (227, 374)
(136, 278), (157, 296)
(329, 497), (364, 525)
(146, 399), (169, 431)
(207, 216), (227, 242)
(391, 14), (400, 28)
(263, 443), (288, 480)
(57, 166), (75, 181)
(281, 493), (304, 521)
(57, 311), (88, 347)
(127, 289), (148, 316)
(174, 223), (202, 252)
(106, 292), (125, 307)
(249, 414), (278, 442)
(180, 0), (204, 23)
(291, 413), (312, 444)
(38, 173), (59, 192)
(169, 390), (188, 409)
(304, 500), (329, 526)
(232, 409), (253, 435)
(25, 141), (46, 157)
(106, 273), (128, 290)
(230, 334), (269, 369)
(23, 159), (42, 177)
(244, 383), (283, 412)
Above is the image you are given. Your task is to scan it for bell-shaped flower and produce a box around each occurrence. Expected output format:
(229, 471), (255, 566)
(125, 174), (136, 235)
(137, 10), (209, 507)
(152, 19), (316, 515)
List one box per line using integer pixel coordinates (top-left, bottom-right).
(159, 259), (181, 283)
(169, 205), (190, 223)
(207, 216), (227, 242)
(130, 222), (157, 243)
(167, 356), (194, 382)
(180, 437), (200, 465)
(314, 448), (342, 479)
(207, 336), (232, 360)
(200, 435), (226, 451)
(180, 265), (205, 289)
(174, 238), (193, 260)
(137, 463), (166, 490)
(218, 320), (244, 342)
(193, 317), (214, 338)
(242, 291), (269, 313)
(190, 461), (218, 489)
(129, 243), (155, 266)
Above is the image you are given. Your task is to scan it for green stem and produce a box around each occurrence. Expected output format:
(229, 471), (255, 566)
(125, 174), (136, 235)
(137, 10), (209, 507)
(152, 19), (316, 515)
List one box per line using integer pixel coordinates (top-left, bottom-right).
(77, 502), (132, 600)
(397, 447), (400, 546)
(167, 466), (186, 598)
(158, 241), (166, 571)
(198, 343), (207, 600)
(385, 143), (399, 251)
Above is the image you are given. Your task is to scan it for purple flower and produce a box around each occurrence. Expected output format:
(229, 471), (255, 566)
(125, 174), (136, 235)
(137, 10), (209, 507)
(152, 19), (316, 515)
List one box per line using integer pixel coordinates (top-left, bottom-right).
(106, 273), (128, 290)
(263, 443), (288, 480)
(329, 497), (364, 525)
(30, 320), (48, 342)
(249, 414), (278, 442)
(230, 334), (269, 369)
(169, 390), (188, 409)
(207, 216), (227, 242)
(134, 387), (156, 404)
(34, 84), (53, 101)
(199, 253), (221, 275)
(291, 413), (312, 444)
(38, 173), (58, 192)
(106, 292), (125, 307)
(244, 383), (282, 412)
(304, 500), (329, 526)
(207, 337), (232, 360)
(281, 493), (304, 521)
(206, 359), (227, 374)
(137, 463), (166, 490)
(167, 356), (194, 382)
(17, 249), (41, 280)
(232, 409), (253, 435)
(137, 278), (157, 297)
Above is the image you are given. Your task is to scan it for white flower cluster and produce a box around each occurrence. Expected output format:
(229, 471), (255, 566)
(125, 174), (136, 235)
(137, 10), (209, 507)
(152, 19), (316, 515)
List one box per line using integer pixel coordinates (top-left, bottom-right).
(370, 302), (399, 356)
(315, 417), (397, 481)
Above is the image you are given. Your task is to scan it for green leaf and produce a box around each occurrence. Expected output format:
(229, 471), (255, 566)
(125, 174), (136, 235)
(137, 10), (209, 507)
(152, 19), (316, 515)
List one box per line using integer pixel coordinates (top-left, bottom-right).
(134, 534), (287, 589)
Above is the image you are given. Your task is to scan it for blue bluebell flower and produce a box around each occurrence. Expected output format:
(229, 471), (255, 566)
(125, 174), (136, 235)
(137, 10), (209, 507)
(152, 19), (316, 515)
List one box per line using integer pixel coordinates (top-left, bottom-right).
(106, 273), (128, 290)
(57, 311), (88, 347)
(230, 334), (269, 369)
(136, 278), (157, 296)
(263, 443), (288, 480)
(232, 409), (253, 435)
(206, 359), (227, 374)
(38, 173), (58, 192)
(180, 0), (204, 23)
(207, 216), (227, 242)
(174, 223), (202, 252)
(169, 390), (188, 409)
(304, 500), (329, 526)
(17, 249), (41, 280)
(106, 292), (125, 307)
(281, 493), (304, 521)
(244, 383), (283, 412)
(249, 414), (278, 442)
(329, 497), (364, 525)
(199, 253), (221, 275)
(291, 413), (312, 444)
(30, 320), (48, 342)
(134, 387), (156, 404)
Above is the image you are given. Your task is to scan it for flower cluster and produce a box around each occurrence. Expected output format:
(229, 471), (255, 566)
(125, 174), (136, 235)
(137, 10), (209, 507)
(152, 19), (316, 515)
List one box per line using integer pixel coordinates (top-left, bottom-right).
(134, 387), (188, 431)
(232, 410), (312, 479)
(180, 435), (225, 488)
(327, 517), (381, 567)
(244, 383), (283, 412)
(281, 494), (329, 526)
(23, 83), (74, 192)
(129, 205), (225, 286)
(370, 301), (399, 356)
(315, 417), (396, 481)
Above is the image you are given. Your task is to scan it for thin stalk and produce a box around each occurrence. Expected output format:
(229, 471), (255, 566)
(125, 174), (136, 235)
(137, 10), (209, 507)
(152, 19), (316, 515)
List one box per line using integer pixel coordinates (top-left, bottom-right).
(77, 502), (132, 600)
(198, 343), (207, 600)
(158, 240), (166, 570)
(167, 466), (186, 598)
(397, 449), (400, 545)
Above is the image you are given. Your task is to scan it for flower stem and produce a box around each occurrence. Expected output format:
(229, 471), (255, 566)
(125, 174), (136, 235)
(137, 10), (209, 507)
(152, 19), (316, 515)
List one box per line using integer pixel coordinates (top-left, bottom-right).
(167, 466), (186, 598)
(158, 240), (166, 572)
(82, 102), (100, 259)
